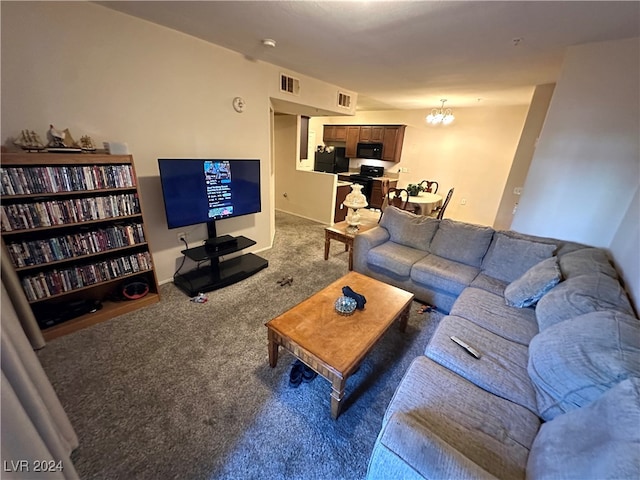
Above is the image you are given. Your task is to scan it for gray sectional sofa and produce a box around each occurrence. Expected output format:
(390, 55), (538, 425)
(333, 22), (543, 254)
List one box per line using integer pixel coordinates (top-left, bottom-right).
(353, 206), (640, 480)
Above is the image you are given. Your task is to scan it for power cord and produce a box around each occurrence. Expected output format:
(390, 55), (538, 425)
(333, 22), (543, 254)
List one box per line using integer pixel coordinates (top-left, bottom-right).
(173, 237), (190, 279)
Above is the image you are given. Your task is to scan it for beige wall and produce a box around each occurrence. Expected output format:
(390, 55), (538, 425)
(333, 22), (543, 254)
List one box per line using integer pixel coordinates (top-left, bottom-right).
(1, 2), (350, 284)
(493, 83), (555, 230)
(512, 37), (639, 310)
(274, 116), (336, 223)
(310, 105), (529, 226)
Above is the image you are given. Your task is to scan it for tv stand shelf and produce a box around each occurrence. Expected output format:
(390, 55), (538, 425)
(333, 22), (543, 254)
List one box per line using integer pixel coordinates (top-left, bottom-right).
(174, 235), (268, 296)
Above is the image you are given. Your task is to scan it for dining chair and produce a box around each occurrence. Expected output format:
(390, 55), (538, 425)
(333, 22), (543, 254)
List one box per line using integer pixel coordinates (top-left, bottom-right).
(419, 180), (439, 194)
(429, 187), (454, 219)
(379, 188), (410, 222)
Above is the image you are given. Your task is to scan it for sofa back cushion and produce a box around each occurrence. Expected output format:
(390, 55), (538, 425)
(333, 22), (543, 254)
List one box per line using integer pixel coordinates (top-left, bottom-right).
(429, 219), (494, 268)
(527, 377), (640, 480)
(528, 310), (640, 421)
(481, 233), (556, 283)
(379, 206), (440, 251)
(559, 247), (618, 279)
(535, 273), (635, 331)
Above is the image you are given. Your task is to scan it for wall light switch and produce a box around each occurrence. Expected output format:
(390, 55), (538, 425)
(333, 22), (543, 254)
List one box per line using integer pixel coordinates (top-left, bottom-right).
(401, 167), (409, 173)
(460, 198), (467, 205)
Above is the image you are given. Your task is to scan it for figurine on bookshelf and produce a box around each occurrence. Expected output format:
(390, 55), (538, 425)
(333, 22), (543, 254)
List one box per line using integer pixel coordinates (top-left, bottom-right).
(46, 125), (82, 152)
(13, 130), (46, 152)
(47, 124), (67, 148)
(79, 135), (96, 152)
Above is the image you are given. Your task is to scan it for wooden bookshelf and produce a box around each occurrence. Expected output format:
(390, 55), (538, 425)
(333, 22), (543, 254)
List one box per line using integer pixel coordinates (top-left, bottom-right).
(1, 152), (160, 339)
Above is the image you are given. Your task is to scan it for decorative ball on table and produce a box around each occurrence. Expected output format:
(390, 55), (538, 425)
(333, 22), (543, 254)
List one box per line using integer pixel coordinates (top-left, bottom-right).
(335, 296), (358, 316)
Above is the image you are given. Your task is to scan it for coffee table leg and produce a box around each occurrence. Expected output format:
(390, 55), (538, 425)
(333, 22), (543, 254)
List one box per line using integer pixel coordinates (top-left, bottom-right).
(398, 303), (411, 332)
(330, 376), (346, 419)
(267, 330), (279, 367)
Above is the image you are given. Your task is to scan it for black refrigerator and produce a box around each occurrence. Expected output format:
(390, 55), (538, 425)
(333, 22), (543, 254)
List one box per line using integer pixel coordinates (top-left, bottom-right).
(314, 147), (349, 173)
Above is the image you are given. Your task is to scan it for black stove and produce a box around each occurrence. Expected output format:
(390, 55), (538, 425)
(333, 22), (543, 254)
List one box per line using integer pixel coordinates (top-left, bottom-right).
(349, 165), (385, 204)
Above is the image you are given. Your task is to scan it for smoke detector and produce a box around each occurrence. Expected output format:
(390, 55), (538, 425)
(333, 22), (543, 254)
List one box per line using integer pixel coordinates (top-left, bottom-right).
(261, 38), (276, 48)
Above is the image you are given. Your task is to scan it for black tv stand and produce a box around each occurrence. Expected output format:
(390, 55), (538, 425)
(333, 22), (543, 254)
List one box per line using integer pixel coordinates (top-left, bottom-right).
(204, 234), (237, 252)
(174, 235), (268, 297)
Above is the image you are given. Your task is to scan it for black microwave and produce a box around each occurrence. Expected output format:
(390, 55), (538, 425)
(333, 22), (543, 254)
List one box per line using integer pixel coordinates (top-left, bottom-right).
(356, 142), (383, 159)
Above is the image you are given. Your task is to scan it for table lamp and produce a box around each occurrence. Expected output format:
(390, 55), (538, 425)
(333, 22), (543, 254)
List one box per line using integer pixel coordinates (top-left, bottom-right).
(342, 184), (368, 233)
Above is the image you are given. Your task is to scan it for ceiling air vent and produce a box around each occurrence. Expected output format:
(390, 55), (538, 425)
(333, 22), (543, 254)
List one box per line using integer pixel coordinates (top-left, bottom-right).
(337, 91), (352, 109)
(280, 73), (300, 96)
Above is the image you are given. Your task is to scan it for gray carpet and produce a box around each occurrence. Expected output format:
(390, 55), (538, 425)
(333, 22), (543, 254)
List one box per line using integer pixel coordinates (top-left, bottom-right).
(36, 211), (443, 480)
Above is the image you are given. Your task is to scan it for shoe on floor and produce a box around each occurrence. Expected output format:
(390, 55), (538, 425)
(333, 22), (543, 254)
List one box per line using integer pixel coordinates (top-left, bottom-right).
(302, 365), (317, 383)
(289, 360), (304, 387)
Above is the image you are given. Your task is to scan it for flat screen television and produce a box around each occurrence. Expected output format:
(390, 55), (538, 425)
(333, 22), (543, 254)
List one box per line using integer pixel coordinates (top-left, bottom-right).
(158, 158), (261, 237)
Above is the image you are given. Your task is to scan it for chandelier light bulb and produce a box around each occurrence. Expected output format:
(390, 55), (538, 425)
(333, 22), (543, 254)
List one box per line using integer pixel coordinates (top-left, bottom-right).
(426, 99), (454, 125)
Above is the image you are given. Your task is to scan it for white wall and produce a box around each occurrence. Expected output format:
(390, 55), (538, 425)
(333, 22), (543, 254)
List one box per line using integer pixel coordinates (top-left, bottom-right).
(493, 83), (555, 230)
(0, 2), (350, 284)
(274, 116), (336, 223)
(310, 105), (529, 226)
(610, 188), (639, 312)
(512, 37), (639, 309)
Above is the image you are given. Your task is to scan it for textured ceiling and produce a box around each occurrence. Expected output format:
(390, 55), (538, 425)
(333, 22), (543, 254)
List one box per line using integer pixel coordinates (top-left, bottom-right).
(98, 1), (639, 110)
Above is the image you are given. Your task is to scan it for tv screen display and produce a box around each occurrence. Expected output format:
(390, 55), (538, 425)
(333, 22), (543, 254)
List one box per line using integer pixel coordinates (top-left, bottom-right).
(158, 158), (261, 229)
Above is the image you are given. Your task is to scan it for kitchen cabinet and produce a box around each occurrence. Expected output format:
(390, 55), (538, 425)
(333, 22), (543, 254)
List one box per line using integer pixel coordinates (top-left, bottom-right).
(370, 178), (397, 209)
(300, 116), (309, 160)
(345, 126), (360, 158)
(334, 183), (352, 223)
(323, 125), (347, 142)
(382, 126), (406, 162)
(324, 124), (406, 162)
(0, 152), (160, 341)
(359, 126), (384, 143)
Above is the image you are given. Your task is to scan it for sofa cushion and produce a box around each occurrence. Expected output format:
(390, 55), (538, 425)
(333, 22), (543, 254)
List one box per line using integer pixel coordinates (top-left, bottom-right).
(504, 257), (562, 308)
(382, 356), (540, 480)
(429, 219), (494, 268)
(425, 315), (538, 412)
(528, 310), (640, 421)
(481, 233), (556, 283)
(535, 274), (635, 331)
(410, 255), (480, 296)
(379, 206), (440, 251)
(469, 273), (508, 297)
(367, 242), (428, 278)
(559, 247), (618, 279)
(527, 378), (640, 480)
(450, 287), (538, 345)
(369, 412), (498, 480)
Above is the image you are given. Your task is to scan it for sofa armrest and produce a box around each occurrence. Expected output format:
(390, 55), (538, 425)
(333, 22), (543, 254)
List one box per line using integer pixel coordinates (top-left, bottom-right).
(353, 226), (390, 272)
(367, 411), (498, 480)
(355, 226), (390, 249)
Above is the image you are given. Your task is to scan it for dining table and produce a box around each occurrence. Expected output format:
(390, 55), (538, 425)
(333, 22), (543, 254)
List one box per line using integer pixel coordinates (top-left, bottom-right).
(406, 192), (443, 215)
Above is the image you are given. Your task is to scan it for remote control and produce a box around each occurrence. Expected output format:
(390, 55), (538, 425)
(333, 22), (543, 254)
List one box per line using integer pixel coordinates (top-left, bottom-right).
(450, 336), (481, 359)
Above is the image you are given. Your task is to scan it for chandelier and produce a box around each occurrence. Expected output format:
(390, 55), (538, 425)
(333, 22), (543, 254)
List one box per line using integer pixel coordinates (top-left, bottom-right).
(426, 99), (455, 125)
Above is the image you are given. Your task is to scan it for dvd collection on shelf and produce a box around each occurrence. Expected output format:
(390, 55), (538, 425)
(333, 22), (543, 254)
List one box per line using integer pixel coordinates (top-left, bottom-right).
(0, 193), (140, 231)
(20, 251), (153, 302)
(4, 222), (146, 267)
(0, 164), (135, 195)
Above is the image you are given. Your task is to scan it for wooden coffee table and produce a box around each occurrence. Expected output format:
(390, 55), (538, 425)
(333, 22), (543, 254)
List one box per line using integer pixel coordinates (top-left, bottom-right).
(324, 220), (377, 270)
(265, 271), (414, 419)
